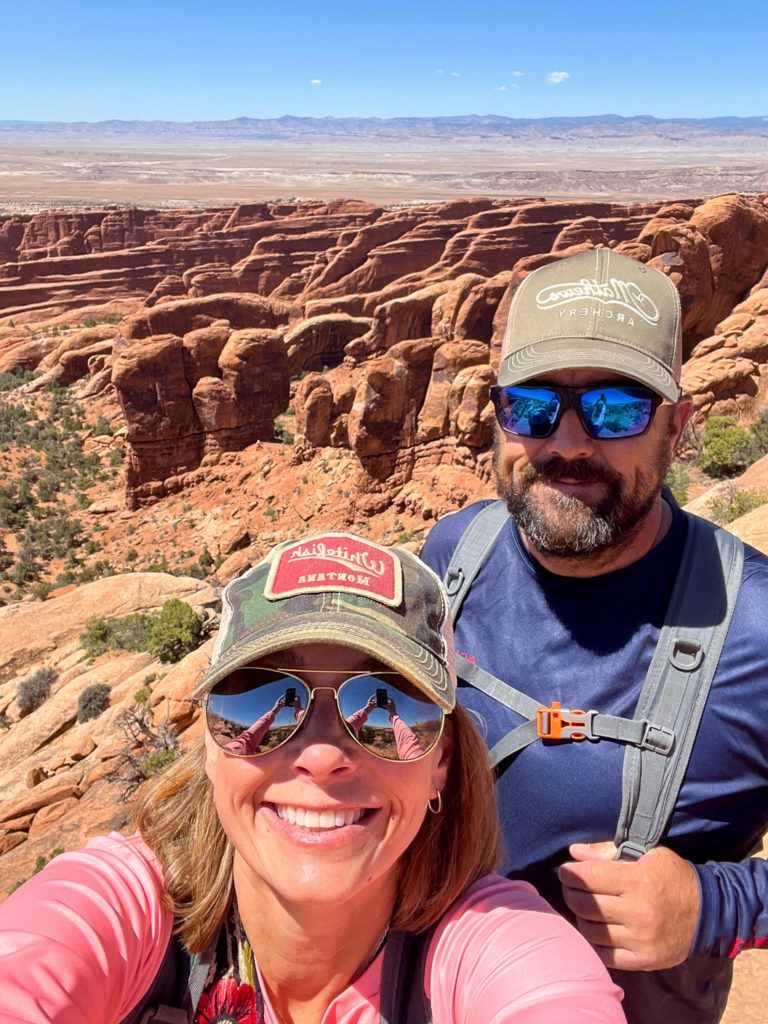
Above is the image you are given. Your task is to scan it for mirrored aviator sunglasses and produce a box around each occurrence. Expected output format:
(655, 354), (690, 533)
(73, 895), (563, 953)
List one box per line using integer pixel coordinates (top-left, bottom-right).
(490, 383), (662, 440)
(204, 666), (446, 762)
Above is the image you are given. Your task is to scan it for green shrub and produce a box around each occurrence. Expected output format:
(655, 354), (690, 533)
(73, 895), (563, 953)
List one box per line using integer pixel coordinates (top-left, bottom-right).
(77, 683), (111, 723)
(664, 462), (691, 506)
(699, 417), (754, 477)
(699, 415), (768, 479)
(17, 667), (57, 714)
(133, 685), (152, 705)
(81, 611), (156, 657)
(93, 416), (113, 436)
(113, 613), (156, 651)
(274, 422), (294, 444)
(0, 712), (10, 730)
(137, 747), (177, 778)
(708, 485), (768, 525)
(32, 581), (53, 601)
(750, 413), (768, 453)
(0, 369), (36, 392)
(81, 615), (111, 657)
(147, 599), (203, 663)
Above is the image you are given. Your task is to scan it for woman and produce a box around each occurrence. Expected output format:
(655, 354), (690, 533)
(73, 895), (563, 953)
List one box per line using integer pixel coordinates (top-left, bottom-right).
(0, 532), (625, 1023)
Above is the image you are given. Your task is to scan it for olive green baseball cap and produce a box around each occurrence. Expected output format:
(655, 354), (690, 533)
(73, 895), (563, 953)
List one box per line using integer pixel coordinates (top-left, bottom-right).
(193, 533), (456, 711)
(499, 249), (682, 402)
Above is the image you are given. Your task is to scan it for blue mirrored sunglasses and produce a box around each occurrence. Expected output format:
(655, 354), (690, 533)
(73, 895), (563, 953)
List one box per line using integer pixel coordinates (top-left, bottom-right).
(490, 383), (663, 440)
(204, 667), (445, 762)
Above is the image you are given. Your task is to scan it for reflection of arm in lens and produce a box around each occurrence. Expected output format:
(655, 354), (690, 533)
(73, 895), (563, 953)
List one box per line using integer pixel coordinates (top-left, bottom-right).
(225, 696), (286, 755)
(346, 694), (378, 734)
(385, 698), (423, 760)
(288, 693), (305, 723)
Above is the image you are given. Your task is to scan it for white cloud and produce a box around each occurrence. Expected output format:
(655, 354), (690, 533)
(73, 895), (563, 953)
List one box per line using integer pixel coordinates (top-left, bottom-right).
(512, 70), (525, 77)
(496, 85), (507, 91)
(310, 79), (322, 85)
(546, 71), (570, 84)
(450, 71), (460, 77)
(436, 69), (445, 74)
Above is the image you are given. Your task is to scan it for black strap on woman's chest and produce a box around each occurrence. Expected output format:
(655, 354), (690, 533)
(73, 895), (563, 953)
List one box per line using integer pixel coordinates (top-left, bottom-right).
(379, 928), (434, 1024)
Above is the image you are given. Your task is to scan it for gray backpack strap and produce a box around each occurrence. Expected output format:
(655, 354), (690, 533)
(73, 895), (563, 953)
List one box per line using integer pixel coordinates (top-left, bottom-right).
(443, 500), (509, 624)
(379, 929), (433, 1024)
(446, 505), (682, 769)
(614, 517), (744, 861)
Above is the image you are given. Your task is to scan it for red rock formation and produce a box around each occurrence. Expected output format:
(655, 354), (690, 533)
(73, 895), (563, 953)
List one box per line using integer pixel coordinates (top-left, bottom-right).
(641, 195), (768, 349)
(416, 339), (490, 444)
(294, 374), (335, 448)
(682, 287), (768, 423)
(3, 193), (768, 514)
(112, 311), (289, 507)
(283, 314), (371, 375)
(347, 337), (440, 457)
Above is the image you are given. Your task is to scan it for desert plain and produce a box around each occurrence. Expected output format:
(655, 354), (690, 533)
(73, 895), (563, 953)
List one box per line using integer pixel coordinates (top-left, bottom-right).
(1, 122), (768, 212)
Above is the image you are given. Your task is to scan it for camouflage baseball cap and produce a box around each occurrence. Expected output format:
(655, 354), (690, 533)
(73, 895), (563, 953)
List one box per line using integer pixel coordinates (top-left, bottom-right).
(193, 533), (456, 711)
(499, 249), (682, 401)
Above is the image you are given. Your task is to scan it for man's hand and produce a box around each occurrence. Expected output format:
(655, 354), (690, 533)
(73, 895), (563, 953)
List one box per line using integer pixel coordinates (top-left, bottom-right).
(557, 841), (700, 971)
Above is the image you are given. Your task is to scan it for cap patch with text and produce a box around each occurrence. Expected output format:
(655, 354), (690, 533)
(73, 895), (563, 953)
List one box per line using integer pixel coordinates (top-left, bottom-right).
(264, 534), (402, 606)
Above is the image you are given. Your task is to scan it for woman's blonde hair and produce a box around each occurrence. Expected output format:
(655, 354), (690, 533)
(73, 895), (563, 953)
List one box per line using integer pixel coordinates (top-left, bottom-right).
(134, 703), (501, 952)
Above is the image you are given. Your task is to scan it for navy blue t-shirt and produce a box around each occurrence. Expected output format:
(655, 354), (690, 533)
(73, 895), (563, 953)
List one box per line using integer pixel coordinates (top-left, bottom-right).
(421, 499), (768, 1023)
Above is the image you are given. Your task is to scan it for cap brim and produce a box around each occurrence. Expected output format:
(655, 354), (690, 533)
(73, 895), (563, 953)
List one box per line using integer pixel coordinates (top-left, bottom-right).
(192, 612), (455, 711)
(498, 337), (679, 402)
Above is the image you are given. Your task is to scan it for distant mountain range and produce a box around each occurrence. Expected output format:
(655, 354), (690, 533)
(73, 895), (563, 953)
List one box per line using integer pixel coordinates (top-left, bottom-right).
(2, 113), (768, 141)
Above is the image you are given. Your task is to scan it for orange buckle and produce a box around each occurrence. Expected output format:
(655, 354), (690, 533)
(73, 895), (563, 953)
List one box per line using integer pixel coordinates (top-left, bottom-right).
(536, 701), (595, 741)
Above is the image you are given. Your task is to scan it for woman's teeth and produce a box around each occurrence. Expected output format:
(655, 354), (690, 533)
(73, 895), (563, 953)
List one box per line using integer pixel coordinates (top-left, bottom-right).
(275, 805), (364, 829)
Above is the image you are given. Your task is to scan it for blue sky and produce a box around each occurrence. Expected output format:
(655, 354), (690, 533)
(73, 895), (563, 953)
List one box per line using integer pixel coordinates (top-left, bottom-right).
(3, 0), (767, 123)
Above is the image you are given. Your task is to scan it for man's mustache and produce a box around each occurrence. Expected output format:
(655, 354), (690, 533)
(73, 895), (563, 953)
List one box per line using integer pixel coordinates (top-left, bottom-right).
(523, 456), (619, 487)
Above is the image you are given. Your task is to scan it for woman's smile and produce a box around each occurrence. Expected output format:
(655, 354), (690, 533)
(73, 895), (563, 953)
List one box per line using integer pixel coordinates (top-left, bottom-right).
(270, 803), (369, 829)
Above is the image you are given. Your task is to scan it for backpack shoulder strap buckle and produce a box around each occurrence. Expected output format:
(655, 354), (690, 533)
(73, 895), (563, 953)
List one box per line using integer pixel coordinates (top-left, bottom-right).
(614, 840), (647, 862)
(638, 720), (675, 754)
(536, 702), (597, 741)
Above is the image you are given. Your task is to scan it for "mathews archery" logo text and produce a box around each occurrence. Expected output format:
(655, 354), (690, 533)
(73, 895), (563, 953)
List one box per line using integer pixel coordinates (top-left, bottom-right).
(535, 276), (660, 326)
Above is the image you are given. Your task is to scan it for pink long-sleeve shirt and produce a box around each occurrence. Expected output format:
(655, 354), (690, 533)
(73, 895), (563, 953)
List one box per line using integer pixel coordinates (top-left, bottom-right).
(0, 833), (625, 1023)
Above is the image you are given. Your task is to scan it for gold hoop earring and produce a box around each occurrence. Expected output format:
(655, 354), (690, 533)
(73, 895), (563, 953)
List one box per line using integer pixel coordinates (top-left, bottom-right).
(427, 791), (442, 814)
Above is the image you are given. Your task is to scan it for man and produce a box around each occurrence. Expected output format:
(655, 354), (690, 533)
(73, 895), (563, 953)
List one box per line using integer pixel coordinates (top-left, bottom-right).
(420, 249), (768, 1024)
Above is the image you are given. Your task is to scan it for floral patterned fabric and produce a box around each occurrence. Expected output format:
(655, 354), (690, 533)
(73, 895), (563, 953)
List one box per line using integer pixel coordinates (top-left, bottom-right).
(193, 907), (264, 1024)
(195, 978), (261, 1024)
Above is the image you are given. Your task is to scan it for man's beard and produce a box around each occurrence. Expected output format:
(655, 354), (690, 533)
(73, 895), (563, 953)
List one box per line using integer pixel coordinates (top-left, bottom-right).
(495, 443), (671, 559)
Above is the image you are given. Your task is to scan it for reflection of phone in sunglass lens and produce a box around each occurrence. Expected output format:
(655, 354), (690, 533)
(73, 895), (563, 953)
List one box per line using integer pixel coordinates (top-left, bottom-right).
(376, 687), (388, 708)
(284, 687), (296, 707)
